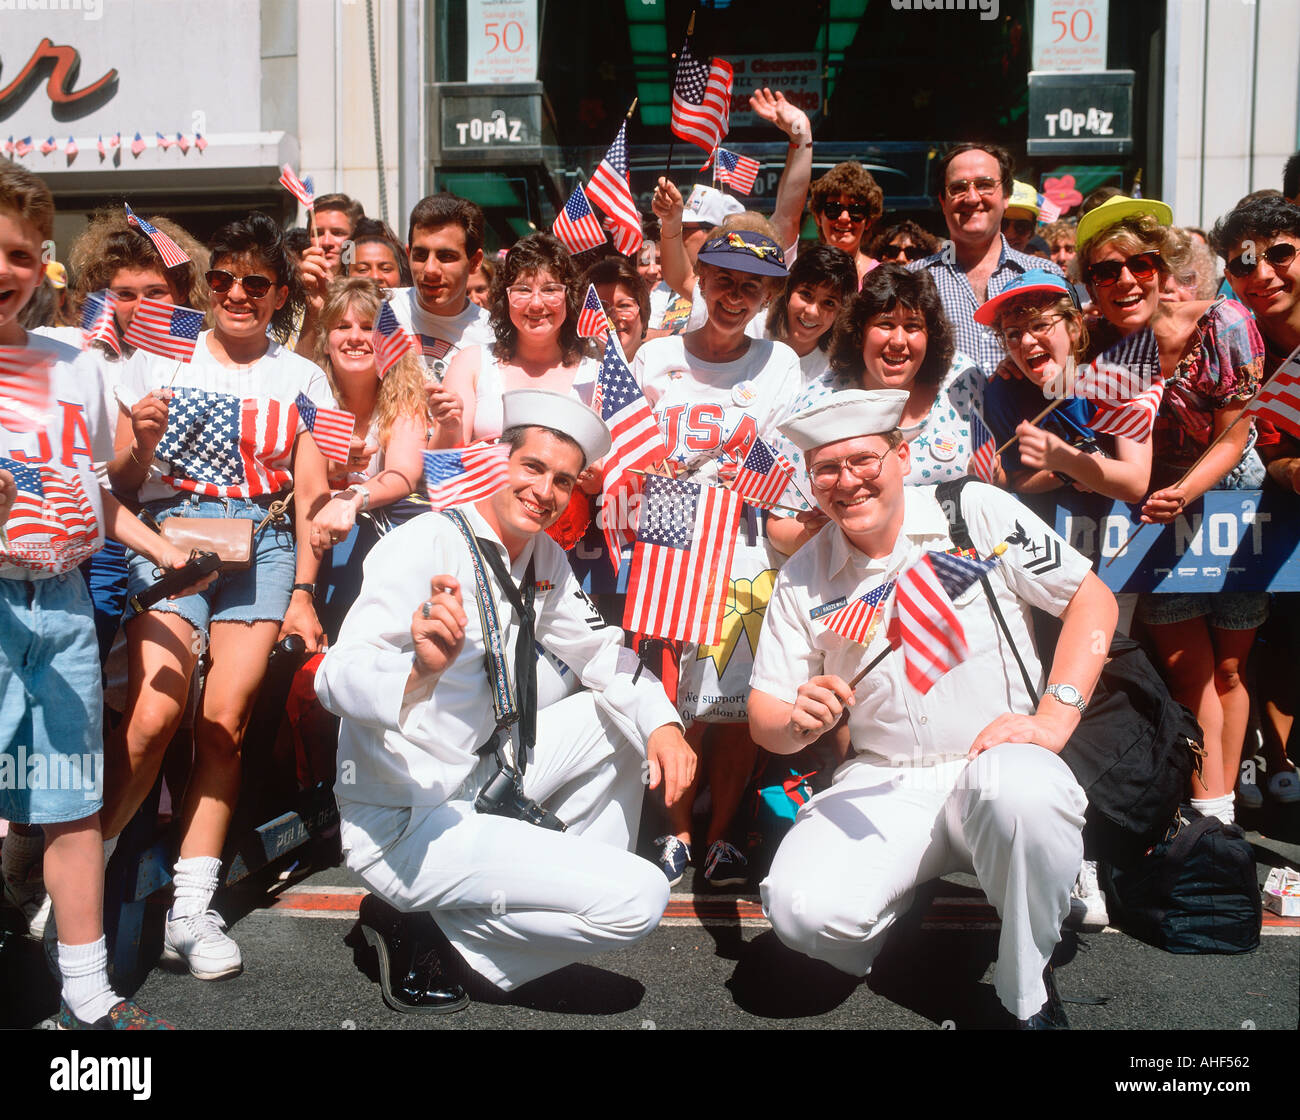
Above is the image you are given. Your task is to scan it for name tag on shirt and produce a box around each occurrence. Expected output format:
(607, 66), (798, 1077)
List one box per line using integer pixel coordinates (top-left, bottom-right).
(809, 597), (847, 620)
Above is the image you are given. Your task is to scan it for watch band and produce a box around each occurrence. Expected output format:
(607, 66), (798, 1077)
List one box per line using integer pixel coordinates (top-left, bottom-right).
(1044, 683), (1087, 715)
(291, 582), (316, 596)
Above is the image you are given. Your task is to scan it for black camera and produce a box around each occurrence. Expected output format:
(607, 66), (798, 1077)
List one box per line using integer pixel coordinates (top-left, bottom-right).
(475, 766), (567, 832)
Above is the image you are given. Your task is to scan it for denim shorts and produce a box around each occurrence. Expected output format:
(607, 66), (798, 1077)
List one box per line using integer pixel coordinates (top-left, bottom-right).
(125, 494), (296, 631)
(0, 573), (104, 824)
(1135, 590), (1270, 630)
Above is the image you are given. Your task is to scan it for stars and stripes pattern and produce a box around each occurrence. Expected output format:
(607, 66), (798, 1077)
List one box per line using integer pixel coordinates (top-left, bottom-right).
(1247, 353), (1300, 440)
(730, 436), (794, 510)
(1037, 193), (1062, 223)
(1071, 330), (1165, 442)
(894, 552), (969, 694)
(418, 335), (455, 381)
(928, 548), (1001, 600)
(820, 579), (895, 645)
(294, 392), (355, 463)
(422, 443), (511, 510)
(130, 132), (145, 156)
(124, 203), (191, 268)
(80, 290), (121, 355)
(279, 164), (315, 209)
(577, 284), (610, 340)
(586, 121), (642, 256)
(622, 473), (742, 645)
(715, 148), (760, 195)
(0, 458), (96, 544)
(0, 457), (45, 539)
(0, 347), (54, 432)
(154, 388), (299, 498)
(373, 301), (416, 378)
(967, 407), (997, 482)
(594, 333), (670, 570)
(122, 298), (203, 361)
(552, 184), (607, 255)
(671, 41), (734, 155)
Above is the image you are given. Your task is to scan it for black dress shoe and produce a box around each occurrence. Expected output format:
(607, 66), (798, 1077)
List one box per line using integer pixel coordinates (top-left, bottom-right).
(1017, 964), (1070, 1030)
(357, 894), (469, 1015)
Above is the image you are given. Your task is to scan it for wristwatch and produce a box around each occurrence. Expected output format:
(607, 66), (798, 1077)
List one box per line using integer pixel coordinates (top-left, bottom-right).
(344, 485), (371, 511)
(1044, 683), (1087, 715)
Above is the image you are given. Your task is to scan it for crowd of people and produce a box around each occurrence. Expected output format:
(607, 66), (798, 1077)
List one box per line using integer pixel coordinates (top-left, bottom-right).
(1, 105), (1298, 1029)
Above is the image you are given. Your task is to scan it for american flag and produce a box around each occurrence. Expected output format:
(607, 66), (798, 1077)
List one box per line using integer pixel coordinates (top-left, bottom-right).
(577, 284), (610, 340)
(671, 41), (734, 155)
(586, 121), (642, 256)
(730, 436), (794, 510)
(1247, 353), (1300, 440)
(894, 552), (969, 694)
(177, 132), (191, 154)
(154, 388), (299, 498)
(968, 407), (997, 482)
(623, 474), (742, 645)
(1037, 193), (1062, 223)
(294, 392), (355, 463)
(1073, 330), (1165, 442)
(373, 301), (416, 378)
(65, 136), (78, 158)
(0, 347), (54, 432)
(15, 137), (32, 157)
(279, 164), (315, 209)
(80, 290), (121, 355)
(418, 334), (455, 381)
(156, 132), (173, 150)
(552, 184), (607, 255)
(715, 148), (760, 195)
(928, 548), (1001, 599)
(0, 458), (95, 543)
(423, 443), (511, 510)
(594, 334), (670, 570)
(0, 456), (45, 538)
(40, 137), (56, 155)
(124, 203), (191, 268)
(122, 298), (203, 361)
(130, 132), (145, 156)
(820, 579), (895, 645)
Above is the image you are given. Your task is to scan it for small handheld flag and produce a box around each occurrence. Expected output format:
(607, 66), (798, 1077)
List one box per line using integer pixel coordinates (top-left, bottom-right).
(820, 579), (895, 645)
(552, 184), (607, 255)
(373, 301), (416, 378)
(586, 121), (642, 256)
(122, 298), (203, 361)
(715, 149), (760, 195)
(279, 164), (315, 210)
(577, 285), (610, 340)
(294, 393), (355, 463)
(730, 436), (794, 510)
(670, 41), (733, 155)
(423, 444), (511, 510)
(80, 290), (121, 356)
(0, 348), (55, 432)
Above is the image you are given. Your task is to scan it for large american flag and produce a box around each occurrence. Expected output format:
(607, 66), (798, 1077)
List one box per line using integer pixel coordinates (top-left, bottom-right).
(894, 552), (969, 694)
(586, 120), (642, 256)
(967, 407), (997, 482)
(373, 301), (416, 378)
(279, 164), (315, 209)
(123, 203), (191, 269)
(0, 347), (54, 432)
(552, 184), (607, 255)
(594, 333), (670, 571)
(294, 392), (355, 463)
(154, 388), (298, 498)
(122, 298), (203, 361)
(577, 284), (610, 340)
(715, 148), (760, 195)
(80, 289), (121, 355)
(423, 443), (511, 510)
(821, 579), (895, 645)
(671, 41), (733, 155)
(0, 457), (96, 544)
(622, 473), (742, 645)
(1247, 352), (1300, 439)
(730, 436), (793, 510)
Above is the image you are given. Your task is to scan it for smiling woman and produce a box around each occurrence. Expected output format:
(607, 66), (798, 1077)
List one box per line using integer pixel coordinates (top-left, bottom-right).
(809, 162), (886, 286)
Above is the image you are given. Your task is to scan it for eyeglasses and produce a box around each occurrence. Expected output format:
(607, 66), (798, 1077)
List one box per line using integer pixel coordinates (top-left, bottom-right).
(808, 445), (898, 490)
(1002, 218), (1036, 234)
(206, 269), (274, 298)
(506, 284), (567, 304)
(1224, 242), (1297, 279)
(820, 202), (868, 222)
(1086, 252), (1164, 287)
(945, 177), (1002, 200)
(880, 244), (927, 261)
(999, 313), (1066, 347)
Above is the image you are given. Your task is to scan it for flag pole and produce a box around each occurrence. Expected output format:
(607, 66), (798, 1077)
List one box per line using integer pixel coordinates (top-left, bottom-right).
(626, 97), (638, 121)
(663, 10), (696, 180)
(993, 397), (1064, 456)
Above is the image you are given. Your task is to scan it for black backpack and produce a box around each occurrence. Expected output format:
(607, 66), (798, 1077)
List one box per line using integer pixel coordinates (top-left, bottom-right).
(934, 478), (1201, 866)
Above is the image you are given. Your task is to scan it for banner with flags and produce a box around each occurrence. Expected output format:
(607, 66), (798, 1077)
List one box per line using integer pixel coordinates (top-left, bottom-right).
(820, 579), (895, 645)
(279, 164), (315, 209)
(715, 148), (760, 195)
(552, 184), (607, 255)
(586, 120), (642, 256)
(423, 443), (511, 510)
(730, 436), (794, 510)
(622, 473), (742, 645)
(294, 392), (354, 463)
(373, 301), (416, 378)
(124, 203), (191, 268)
(671, 41), (734, 155)
(0, 347), (55, 432)
(122, 298), (203, 361)
(80, 290), (121, 355)
(577, 284), (610, 340)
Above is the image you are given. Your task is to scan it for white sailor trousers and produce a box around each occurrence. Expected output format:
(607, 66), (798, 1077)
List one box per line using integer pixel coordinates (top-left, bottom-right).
(338, 689), (668, 990)
(761, 742), (1087, 1019)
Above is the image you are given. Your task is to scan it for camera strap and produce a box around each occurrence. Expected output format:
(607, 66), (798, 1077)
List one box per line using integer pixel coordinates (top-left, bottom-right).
(441, 509), (537, 774)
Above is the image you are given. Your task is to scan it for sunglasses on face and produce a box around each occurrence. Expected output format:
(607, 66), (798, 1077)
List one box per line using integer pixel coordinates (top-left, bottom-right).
(206, 269), (275, 298)
(1224, 242), (1298, 279)
(881, 244), (927, 261)
(820, 203), (868, 222)
(1086, 252), (1164, 288)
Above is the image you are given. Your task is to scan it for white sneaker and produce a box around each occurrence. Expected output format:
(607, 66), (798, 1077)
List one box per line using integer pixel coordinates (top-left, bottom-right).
(1067, 859), (1109, 931)
(162, 910), (243, 980)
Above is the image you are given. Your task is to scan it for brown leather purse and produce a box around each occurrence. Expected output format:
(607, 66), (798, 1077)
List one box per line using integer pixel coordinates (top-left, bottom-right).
(157, 494), (292, 571)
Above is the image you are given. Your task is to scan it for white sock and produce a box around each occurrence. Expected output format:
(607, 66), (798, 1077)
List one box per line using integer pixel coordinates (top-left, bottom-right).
(102, 835), (118, 867)
(1190, 794), (1235, 825)
(59, 937), (120, 1024)
(2, 829), (43, 890)
(169, 855), (221, 919)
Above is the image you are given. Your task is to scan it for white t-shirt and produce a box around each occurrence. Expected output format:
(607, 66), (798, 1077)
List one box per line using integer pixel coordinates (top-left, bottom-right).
(120, 331), (337, 503)
(470, 350), (600, 442)
(385, 287), (495, 382)
(1, 334), (114, 578)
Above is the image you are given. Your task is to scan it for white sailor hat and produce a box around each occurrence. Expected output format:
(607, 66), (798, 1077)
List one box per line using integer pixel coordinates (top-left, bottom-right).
(777, 389), (910, 452)
(501, 389), (611, 463)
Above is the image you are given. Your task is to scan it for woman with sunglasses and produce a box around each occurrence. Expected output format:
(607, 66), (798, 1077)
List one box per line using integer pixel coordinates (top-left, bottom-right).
(809, 162), (885, 286)
(869, 219), (941, 266)
(1078, 196), (1267, 824)
(103, 212), (334, 980)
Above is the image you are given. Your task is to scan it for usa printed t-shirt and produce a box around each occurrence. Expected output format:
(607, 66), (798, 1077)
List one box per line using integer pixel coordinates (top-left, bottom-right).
(0, 335), (113, 578)
(385, 287), (495, 383)
(121, 332), (337, 504)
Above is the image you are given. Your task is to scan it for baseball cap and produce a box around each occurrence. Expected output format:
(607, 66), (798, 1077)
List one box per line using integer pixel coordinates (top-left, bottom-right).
(974, 268), (1080, 325)
(696, 230), (788, 277)
(682, 185), (745, 228)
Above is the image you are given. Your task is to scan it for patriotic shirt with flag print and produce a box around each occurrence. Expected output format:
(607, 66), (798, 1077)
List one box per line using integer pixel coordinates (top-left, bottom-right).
(751, 483), (1091, 765)
(383, 288), (495, 382)
(0, 336), (113, 576)
(121, 334), (338, 503)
